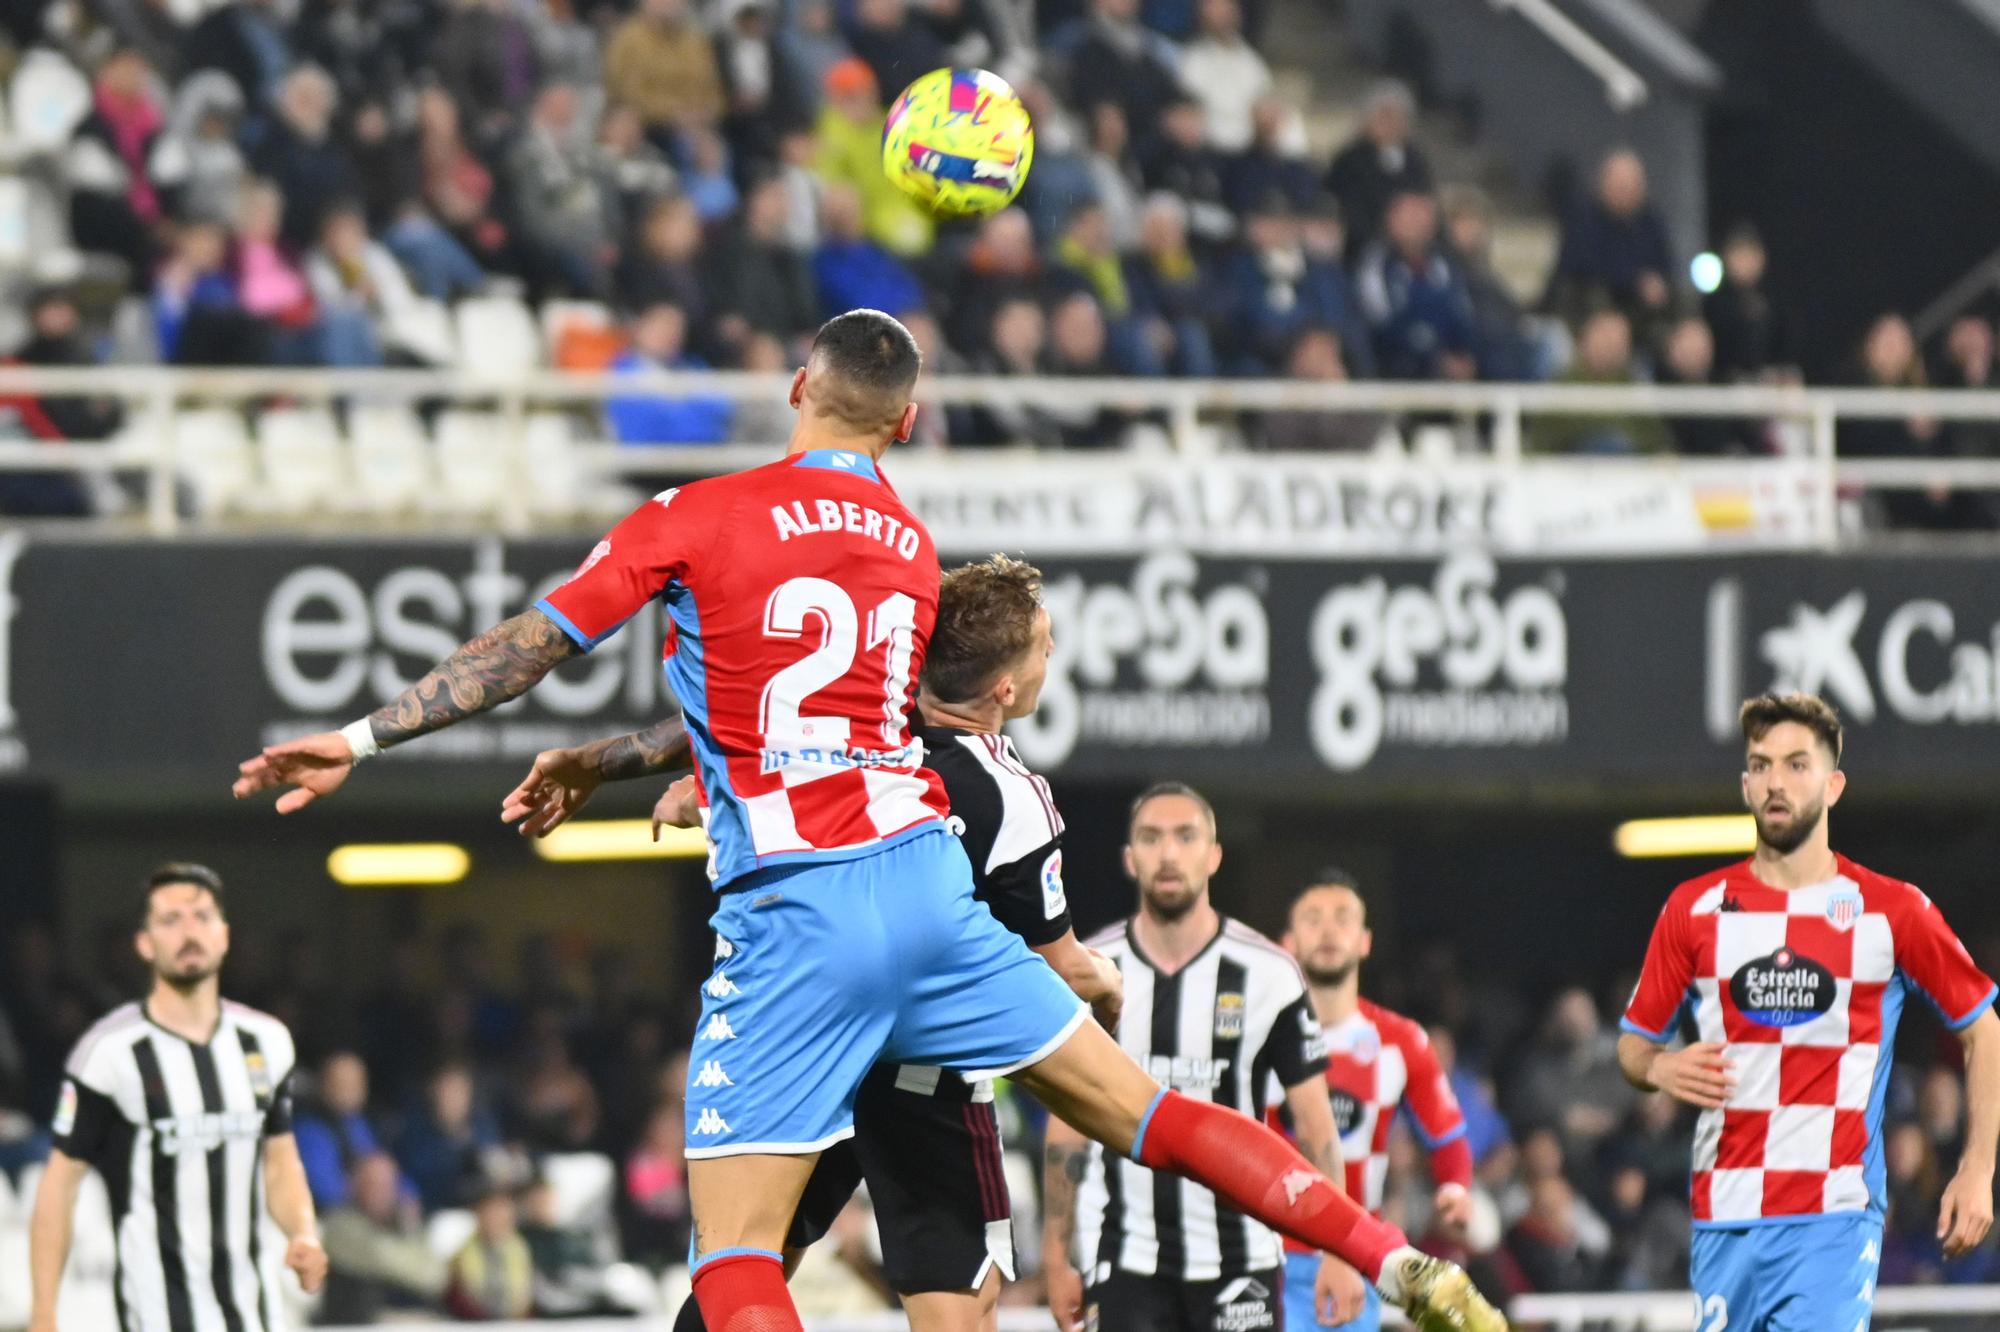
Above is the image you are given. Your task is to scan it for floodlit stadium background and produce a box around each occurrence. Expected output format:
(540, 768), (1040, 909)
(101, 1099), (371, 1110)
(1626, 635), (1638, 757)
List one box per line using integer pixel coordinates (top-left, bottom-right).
(6, 0), (2000, 1327)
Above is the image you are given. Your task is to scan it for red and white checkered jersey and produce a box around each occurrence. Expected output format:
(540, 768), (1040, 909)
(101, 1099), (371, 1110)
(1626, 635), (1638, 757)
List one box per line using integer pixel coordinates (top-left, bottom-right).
(1622, 855), (1996, 1227)
(1270, 999), (1472, 1254)
(536, 450), (949, 887)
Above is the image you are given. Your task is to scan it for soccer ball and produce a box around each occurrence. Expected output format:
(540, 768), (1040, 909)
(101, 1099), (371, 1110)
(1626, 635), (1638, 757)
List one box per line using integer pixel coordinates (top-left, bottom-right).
(881, 67), (1035, 219)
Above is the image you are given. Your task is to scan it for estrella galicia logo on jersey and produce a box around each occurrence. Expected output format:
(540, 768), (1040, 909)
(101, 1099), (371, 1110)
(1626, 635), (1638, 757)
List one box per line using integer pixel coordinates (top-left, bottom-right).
(1215, 992), (1245, 1039)
(1730, 948), (1836, 1027)
(1329, 1088), (1363, 1137)
(1826, 888), (1863, 932)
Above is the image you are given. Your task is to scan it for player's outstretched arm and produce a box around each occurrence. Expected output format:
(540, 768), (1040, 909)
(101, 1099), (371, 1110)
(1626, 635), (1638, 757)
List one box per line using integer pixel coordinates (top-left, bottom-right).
(1941, 1007), (2000, 1256)
(500, 716), (692, 837)
(27, 1149), (89, 1332)
(234, 609), (580, 812)
(1617, 1032), (1733, 1109)
(264, 1134), (327, 1293)
(1029, 932), (1123, 1031)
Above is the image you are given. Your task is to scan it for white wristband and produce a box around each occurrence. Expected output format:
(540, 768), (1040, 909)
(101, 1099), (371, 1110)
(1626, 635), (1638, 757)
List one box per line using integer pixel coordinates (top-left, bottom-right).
(340, 718), (381, 763)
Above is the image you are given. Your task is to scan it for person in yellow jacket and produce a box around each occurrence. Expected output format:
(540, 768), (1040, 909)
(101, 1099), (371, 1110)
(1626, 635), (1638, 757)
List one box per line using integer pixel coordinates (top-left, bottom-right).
(812, 58), (935, 259)
(605, 0), (726, 132)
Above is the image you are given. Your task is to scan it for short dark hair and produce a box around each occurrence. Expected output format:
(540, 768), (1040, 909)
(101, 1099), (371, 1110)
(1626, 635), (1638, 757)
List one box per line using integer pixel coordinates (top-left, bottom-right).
(922, 555), (1043, 703)
(143, 862), (225, 924)
(804, 309), (921, 433)
(1293, 868), (1365, 922)
(1127, 781), (1217, 839)
(1740, 692), (1843, 764)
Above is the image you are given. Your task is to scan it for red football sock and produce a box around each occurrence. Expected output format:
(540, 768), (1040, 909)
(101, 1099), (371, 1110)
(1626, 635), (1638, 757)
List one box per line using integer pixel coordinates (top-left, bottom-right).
(692, 1251), (801, 1332)
(1134, 1090), (1407, 1281)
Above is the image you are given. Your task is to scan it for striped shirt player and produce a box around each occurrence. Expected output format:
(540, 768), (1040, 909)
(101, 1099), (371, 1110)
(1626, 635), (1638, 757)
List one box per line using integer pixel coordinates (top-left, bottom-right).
(1073, 918), (1327, 1326)
(50, 1000), (299, 1332)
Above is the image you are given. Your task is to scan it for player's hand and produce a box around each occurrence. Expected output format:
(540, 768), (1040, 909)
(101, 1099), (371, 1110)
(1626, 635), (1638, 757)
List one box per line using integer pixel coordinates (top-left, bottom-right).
(232, 732), (357, 813)
(653, 775), (702, 838)
(1315, 1254), (1367, 1325)
(1433, 1181), (1473, 1237)
(501, 746), (601, 837)
(1647, 1042), (1734, 1109)
(285, 1234), (328, 1293)
(1044, 1255), (1086, 1332)
(1939, 1161), (1995, 1257)
(1084, 947), (1124, 1033)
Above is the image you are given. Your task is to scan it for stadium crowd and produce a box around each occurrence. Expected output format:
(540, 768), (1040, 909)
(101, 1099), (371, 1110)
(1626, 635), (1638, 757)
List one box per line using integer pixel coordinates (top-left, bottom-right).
(4, 912), (1998, 1321)
(0, 0), (1995, 523)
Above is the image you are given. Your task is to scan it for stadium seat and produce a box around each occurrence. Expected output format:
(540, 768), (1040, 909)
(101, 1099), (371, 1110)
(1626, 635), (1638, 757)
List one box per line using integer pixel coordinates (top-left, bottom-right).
(432, 410), (514, 518)
(8, 49), (92, 156)
(426, 1208), (477, 1260)
(386, 297), (458, 367)
(256, 407), (349, 515)
(522, 413), (585, 520)
(455, 296), (543, 374)
(540, 1151), (616, 1231)
(172, 407), (258, 517)
(345, 403), (437, 516)
(540, 299), (617, 367)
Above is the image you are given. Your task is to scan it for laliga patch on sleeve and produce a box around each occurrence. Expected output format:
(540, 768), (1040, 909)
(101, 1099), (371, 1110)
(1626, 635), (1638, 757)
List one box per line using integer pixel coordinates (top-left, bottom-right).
(1041, 850), (1067, 920)
(53, 1080), (78, 1137)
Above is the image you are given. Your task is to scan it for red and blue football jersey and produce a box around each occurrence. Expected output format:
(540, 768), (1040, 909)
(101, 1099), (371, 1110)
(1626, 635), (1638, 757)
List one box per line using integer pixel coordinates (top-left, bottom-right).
(537, 449), (950, 887)
(1623, 855), (1996, 1226)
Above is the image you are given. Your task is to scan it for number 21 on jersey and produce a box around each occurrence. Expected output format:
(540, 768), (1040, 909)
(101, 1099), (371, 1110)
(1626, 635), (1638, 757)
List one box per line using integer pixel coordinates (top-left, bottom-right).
(760, 577), (918, 757)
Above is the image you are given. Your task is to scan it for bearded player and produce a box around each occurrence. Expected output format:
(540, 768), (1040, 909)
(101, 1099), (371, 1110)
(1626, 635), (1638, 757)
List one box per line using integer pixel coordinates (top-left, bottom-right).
(235, 310), (1504, 1332)
(1618, 693), (2000, 1332)
(1281, 872), (1472, 1331)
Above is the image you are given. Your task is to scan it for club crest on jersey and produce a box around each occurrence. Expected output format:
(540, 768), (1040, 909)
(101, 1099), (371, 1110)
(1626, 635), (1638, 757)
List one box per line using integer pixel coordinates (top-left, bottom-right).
(245, 1050), (273, 1099)
(1826, 888), (1863, 932)
(1215, 992), (1245, 1039)
(1730, 947), (1836, 1027)
(1350, 1026), (1380, 1063)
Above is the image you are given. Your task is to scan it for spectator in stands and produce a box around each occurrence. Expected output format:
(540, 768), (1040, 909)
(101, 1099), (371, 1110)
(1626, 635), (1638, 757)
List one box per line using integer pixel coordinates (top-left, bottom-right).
(432, 0), (540, 147)
(1221, 192), (1362, 376)
(1505, 989), (1643, 1164)
(715, 173), (820, 353)
(251, 65), (358, 252)
(607, 302), (733, 445)
(297, 0), (402, 109)
(813, 57), (934, 257)
(66, 48), (165, 284)
(1355, 189), (1477, 381)
(148, 70), (246, 228)
(1595, 1154), (1690, 1293)
(1546, 149), (1674, 334)
(1442, 186), (1539, 382)
(677, 126), (743, 224)
(1937, 317), (2000, 510)
(773, 128), (826, 252)
(1840, 313), (1960, 530)
(183, 0), (292, 111)
(1523, 308), (1671, 453)
(1142, 95), (1235, 249)
(846, 0), (947, 111)
(319, 1151), (449, 1325)
(521, 1173), (625, 1316)
(1223, 97), (1316, 216)
(595, 103), (680, 241)
(925, 0), (1016, 69)
(446, 1176), (536, 1320)
(1052, 202), (1162, 374)
(0, 289), (107, 517)
(1068, 0), (1185, 151)
(1083, 102), (1146, 252)
(527, 0), (603, 97)
(152, 220), (256, 364)
(1656, 315), (1757, 456)
(296, 1050), (399, 1208)
(623, 1095), (692, 1269)
(716, 0), (810, 170)
(605, 0), (726, 135)
(814, 183), (924, 320)
(413, 84), (511, 286)
(1178, 0), (1272, 155)
(962, 297), (1064, 447)
(618, 195), (714, 337)
(512, 1010), (601, 1153)
(305, 202), (420, 367)
(232, 179), (320, 363)
(946, 208), (1045, 358)
(396, 1063), (501, 1212)
(730, 334), (799, 443)
(1256, 329), (1381, 451)
(778, 0), (851, 114)
(1124, 192), (1220, 377)
(1704, 223), (1797, 382)
(1430, 1025), (1513, 1169)
(899, 308), (970, 449)
(1883, 1121), (1947, 1285)
(507, 81), (618, 298)
(1324, 80), (1431, 261)
(1044, 292), (1136, 445)
(15, 286), (123, 446)
(1503, 1174), (1609, 1294)
(344, 97), (425, 234)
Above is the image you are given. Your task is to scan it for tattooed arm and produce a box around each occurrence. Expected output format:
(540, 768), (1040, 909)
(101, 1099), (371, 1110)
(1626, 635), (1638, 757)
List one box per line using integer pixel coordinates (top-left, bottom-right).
(1042, 1116), (1091, 1332)
(500, 715), (694, 838)
(233, 609), (582, 813)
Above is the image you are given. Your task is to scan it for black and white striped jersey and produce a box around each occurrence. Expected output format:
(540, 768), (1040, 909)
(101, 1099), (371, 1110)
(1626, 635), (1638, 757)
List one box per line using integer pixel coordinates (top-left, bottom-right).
(920, 722), (1070, 948)
(1074, 919), (1327, 1282)
(51, 999), (298, 1332)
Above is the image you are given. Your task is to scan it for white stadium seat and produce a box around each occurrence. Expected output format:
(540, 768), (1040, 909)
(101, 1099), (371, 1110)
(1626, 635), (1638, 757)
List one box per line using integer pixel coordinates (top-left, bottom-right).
(426, 1208), (477, 1260)
(172, 407), (258, 516)
(345, 403), (437, 515)
(540, 1151), (616, 1231)
(386, 297), (458, 367)
(522, 413), (584, 520)
(8, 49), (92, 156)
(256, 407), (348, 515)
(455, 296), (543, 374)
(432, 410), (514, 517)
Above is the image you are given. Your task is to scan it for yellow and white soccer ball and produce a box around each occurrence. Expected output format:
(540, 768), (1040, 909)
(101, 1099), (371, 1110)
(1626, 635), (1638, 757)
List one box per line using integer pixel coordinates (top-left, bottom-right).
(881, 67), (1035, 218)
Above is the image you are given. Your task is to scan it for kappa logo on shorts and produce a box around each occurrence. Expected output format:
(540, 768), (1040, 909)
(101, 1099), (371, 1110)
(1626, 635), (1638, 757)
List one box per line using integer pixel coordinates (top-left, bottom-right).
(692, 1060), (734, 1088)
(715, 937), (735, 961)
(1215, 992), (1245, 1040)
(692, 1108), (731, 1136)
(701, 1013), (737, 1041)
(706, 973), (741, 998)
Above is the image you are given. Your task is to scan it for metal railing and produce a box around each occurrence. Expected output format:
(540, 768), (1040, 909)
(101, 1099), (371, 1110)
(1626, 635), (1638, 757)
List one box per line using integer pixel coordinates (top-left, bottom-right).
(6, 367), (2000, 544)
(1489, 0), (1649, 109)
